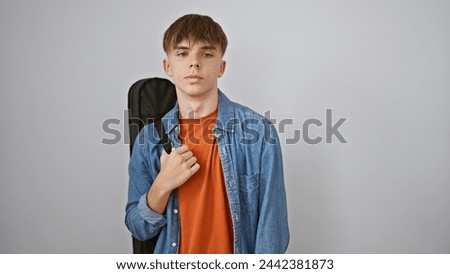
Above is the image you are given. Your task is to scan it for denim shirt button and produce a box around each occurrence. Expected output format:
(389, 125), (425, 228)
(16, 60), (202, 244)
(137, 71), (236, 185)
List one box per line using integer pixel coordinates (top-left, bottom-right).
(173, 209), (178, 214)
(172, 242), (177, 247)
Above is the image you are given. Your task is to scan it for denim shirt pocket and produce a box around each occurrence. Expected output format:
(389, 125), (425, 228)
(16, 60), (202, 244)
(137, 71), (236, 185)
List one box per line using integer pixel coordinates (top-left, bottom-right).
(238, 173), (260, 214)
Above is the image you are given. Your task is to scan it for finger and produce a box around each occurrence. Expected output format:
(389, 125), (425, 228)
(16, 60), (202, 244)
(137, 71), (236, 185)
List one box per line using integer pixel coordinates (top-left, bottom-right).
(180, 150), (194, 161)
(172, 144), (189, 155)
(161, 145), (175, 159)
(185, 156), (198, 168)
(190, 163), (200, 174)
(161, 148), (169, 159)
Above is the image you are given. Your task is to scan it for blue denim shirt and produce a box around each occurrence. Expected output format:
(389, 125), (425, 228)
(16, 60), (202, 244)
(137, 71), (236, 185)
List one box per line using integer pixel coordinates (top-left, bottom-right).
(125, 91), (289, 253)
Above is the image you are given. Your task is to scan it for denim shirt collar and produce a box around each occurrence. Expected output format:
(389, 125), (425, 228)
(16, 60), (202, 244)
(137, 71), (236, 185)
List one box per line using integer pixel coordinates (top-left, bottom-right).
(162, 90), (235, 134)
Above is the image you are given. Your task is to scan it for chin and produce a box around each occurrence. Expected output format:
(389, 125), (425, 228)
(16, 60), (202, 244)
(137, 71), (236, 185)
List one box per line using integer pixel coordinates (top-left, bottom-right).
(177, 85), (214, 98)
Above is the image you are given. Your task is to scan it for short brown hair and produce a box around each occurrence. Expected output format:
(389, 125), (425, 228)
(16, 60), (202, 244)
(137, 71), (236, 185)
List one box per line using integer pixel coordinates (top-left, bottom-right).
(163, 14), (228, 56)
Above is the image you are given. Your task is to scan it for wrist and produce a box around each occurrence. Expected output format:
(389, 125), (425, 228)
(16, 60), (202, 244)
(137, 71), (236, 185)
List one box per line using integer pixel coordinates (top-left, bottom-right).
(153, 174), (172, 195)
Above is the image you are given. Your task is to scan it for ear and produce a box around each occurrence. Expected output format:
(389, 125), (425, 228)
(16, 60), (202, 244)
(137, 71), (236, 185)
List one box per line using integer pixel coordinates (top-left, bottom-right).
(163, 58), (172, 77)
(218, 60), (226, 78)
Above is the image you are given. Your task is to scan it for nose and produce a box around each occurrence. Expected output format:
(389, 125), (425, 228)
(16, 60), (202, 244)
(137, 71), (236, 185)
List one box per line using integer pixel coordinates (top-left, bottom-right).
(189, 56), (200, 69)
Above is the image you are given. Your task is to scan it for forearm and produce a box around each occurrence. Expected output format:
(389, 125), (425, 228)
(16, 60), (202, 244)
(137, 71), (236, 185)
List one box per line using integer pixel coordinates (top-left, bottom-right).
(125, 127), (174, 241)
(126, 171), (178, 240)
(146, 175), (172, 214)
(126, 131), (198, 240)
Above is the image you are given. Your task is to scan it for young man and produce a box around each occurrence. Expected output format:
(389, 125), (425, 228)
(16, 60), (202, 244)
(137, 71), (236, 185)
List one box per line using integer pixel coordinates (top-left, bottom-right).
(125, 14), (289, 254)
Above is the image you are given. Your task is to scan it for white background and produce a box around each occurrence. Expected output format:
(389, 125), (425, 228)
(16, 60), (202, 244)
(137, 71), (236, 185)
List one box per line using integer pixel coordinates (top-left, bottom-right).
(1, 0), (449, 253)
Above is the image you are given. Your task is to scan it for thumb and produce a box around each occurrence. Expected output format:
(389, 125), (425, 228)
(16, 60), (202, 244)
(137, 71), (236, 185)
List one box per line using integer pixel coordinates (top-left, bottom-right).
(160, 145), (174, 160)
(161, 148), (168, 159)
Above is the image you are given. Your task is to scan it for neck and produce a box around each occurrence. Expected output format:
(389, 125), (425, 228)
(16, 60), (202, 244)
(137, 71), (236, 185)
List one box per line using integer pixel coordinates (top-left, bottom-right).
(176, 89), (219, 119)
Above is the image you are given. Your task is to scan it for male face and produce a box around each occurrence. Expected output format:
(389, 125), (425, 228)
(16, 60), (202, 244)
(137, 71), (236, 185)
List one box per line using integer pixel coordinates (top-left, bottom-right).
(163, 40), (226, 99)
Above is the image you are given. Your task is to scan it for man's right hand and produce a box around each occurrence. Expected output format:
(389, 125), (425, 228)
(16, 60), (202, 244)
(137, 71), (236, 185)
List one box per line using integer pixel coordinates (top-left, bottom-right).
(146, 145), (200, 214)
(158, 144), (200, 190)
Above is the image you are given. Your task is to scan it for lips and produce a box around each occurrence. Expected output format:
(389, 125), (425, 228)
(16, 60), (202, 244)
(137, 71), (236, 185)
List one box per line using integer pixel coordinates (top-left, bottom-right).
(185, 75), (204, 80)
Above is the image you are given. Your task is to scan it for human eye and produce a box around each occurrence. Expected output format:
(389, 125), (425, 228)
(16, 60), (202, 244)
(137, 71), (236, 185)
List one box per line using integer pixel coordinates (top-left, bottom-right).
(202, 52), (214, 58)
(176, 51), (188, 57)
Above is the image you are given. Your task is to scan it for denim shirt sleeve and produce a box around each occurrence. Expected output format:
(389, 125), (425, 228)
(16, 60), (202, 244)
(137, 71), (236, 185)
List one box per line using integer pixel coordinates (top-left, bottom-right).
(254, 123), (290, 253)
(125, 125), (167, 241)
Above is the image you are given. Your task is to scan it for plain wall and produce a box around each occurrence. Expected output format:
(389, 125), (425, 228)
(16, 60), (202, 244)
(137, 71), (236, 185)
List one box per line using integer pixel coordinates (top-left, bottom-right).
(1, 0), (449, 253)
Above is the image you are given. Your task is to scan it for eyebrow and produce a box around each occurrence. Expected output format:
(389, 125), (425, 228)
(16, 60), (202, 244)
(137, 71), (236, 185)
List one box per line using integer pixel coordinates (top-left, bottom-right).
(200, 45), (217, 50)
(173, 45), (217, 51)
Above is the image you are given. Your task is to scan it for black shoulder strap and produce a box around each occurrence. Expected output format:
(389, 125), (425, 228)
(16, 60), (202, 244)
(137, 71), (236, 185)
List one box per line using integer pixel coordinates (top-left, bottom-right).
(154, 119), (172, 154)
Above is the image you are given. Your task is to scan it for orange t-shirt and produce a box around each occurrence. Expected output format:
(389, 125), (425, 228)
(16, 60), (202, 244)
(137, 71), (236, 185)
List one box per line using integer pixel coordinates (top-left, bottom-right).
(177, 109), (234, 254)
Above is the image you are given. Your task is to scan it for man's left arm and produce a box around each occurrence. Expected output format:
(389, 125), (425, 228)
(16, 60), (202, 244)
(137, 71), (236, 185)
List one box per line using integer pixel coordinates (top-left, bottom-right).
(255, 122), (290, 253)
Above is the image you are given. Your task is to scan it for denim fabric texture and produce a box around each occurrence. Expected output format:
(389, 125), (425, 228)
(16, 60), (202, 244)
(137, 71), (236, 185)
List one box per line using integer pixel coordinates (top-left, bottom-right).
(125, 91), (289, 254)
